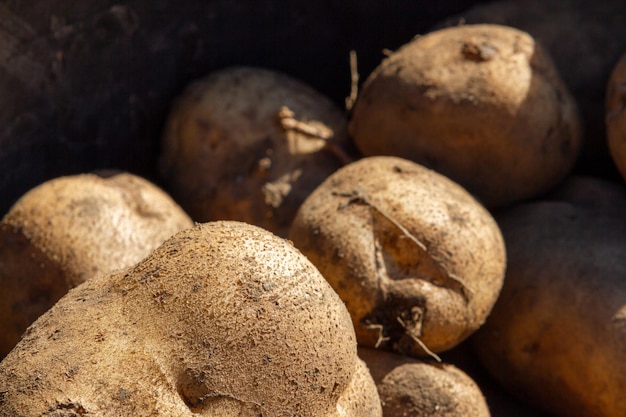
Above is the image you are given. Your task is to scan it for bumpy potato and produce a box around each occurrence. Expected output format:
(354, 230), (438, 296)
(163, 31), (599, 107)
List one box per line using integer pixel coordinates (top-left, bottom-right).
(607, 53), (626, 181)
(359, 347), (490, 417)
(0, 221), (381, 417)
(349, 24), (582, 207)
(473, 199), (626, 417)
(160, 66), (350, 237)
(289, 156), (506, 357)
(0, 172), (193, 357)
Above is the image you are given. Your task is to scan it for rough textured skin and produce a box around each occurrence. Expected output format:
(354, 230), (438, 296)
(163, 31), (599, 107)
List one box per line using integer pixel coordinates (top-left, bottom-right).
(0, 221), (379, 417)
(0, 172), (193, 358)
(359, 347), (490, 417)
(473, 201), (626, 417)
(160, 66), (350, 238)
(289, 156), (506, 357)
(349, 24), (582, 208)
(337, 359), (383, 417)
(607, 53), (626, 182)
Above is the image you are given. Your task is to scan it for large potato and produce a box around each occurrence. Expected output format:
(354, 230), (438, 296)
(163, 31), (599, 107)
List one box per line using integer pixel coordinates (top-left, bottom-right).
(289, 156), (506, 357)
(160, 66), (350, 237)
(0, 172), (193, 357)
(0, 221), (381, 417)
(349, 24), (582, 207)
(473, 198), (626, 417)
(437, 0), (626, 177)
(441, 341), (553, 417)
(607, 53), (626, 181)
(546, 174), (626, 211)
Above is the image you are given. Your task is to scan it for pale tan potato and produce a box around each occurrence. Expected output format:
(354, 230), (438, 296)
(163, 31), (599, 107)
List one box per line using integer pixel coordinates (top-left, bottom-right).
(359, 347), (490, 417)
(473, 200), (626, 417)
(337, 358), (384, 417)
(289, 156), (506, 357)
(0, 172), (194, 358)
(607, 53), (626, 181)
(349, 24), (582, 207)
(0, 221), (381, 417)
(160, 66), (350, 238)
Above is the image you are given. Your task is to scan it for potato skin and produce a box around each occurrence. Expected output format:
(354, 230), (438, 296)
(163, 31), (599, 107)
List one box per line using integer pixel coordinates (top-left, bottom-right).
(349, 24), (581, 207)
(437, 0), (626, 177)
(359, 347), (490, 417)
(0, 221), (377, 417)
(607, 53), (626, 181)
(545, 175), (626, 211)
(289, 156), (506, 357)
(473, 201), (626, 417)
(0, 172), (193, 358)
(160, 66), (349, 237)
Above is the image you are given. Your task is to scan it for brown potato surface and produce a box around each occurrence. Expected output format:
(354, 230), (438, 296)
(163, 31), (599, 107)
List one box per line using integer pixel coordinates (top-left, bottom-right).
(349, 24), (582, 207)
(0, 221), (379, 417)
(289, 156), (506, 357)
(474, 200), (626, 417)
(160, 66), (350, 238)
(437, 0), (626, 177)
(0, 172), (193, 358)
(607, 53), (626, 181)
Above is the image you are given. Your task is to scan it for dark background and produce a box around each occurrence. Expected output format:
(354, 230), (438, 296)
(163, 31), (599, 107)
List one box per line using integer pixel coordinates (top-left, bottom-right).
(0, 0), (496, 215)
(1, 0), (626, 214)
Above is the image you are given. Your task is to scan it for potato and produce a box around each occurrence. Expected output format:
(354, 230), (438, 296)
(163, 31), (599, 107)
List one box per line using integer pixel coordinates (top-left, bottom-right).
(441, 341), (553, 417)
(338, 358), (384, 417)
(545, 174), (626, 211)
(160, 66), (350, 238)
(437, 0), (626, 177)
(0, 221), (381, 417)
(349, 24), (582, 207)
(289, 156), (506, 357)
(607, 53), (626, 181)
(473, 199), (626, 417)
(0, 172), (193, 358)
(359, 347), (490, 417)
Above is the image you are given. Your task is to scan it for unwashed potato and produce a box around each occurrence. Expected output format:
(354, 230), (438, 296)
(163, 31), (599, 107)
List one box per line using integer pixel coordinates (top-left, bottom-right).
(0, 172), (194, 358)
(441, 341), (553, 417)
(289, 156), (506, 357)
(607, 53), (626, 181)
(359, 346), (490, 417)
(0, 221), (381, 417)
(545, 174), (626, 211)
(349, 24), (582, 207)
(160, 66), (350, 238)
(437, 0), (626, 177)
(473, 199), (626, 417)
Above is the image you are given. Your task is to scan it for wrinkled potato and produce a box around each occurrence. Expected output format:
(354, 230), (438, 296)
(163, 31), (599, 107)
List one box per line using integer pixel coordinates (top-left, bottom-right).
(160, 66), (350, 237)
(289, 156), (506, 357)
(0, 221), (381, 417)
(473, 199), (626, 417)
(607, 53), (626, 181)
(359, 347), (490, 417)
(349, 24), (582, 207)
(0, 172), (193, 358)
